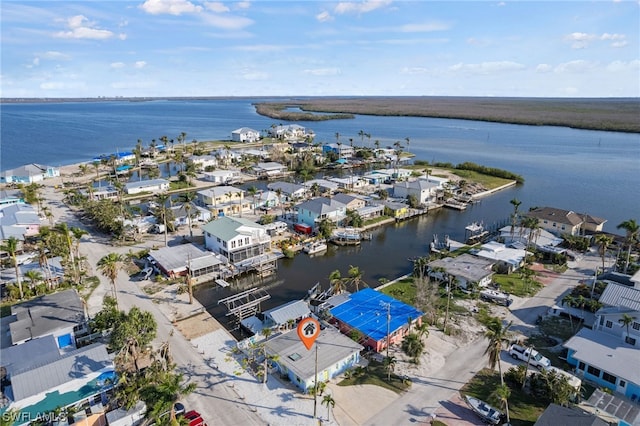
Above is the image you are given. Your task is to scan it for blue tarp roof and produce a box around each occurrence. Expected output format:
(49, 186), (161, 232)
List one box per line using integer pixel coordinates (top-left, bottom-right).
(329, 288), (424, 341)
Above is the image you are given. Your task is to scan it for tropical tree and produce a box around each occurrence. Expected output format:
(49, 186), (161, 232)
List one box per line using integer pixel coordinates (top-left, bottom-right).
(1, 236), (23, 299)
(401, 332), (424, 363)
(595, 233), (614, 272)
(415, 322), (430, 342)
(97, 253), (124, 308)
(322, 394), (335, 422)
(329, 269), (345, 295)
(178, 191), (197, 238)
(619, 313), (637, 343)
(23, 270), (43, 292)
(484, 317), (513, 423)
(347, 265), (366, 292)
(55, 223), (78, 279)
(489, 383), (511, 423)
(317, 218), (336, 240)
(383, 355), (396, 382)
(247, 186), (259, 215)
(522, 216), (541, 249)
(562, 294), (577, 330)
(617, 219), (639, 274)
(509, 198), (522, 241)
(154, 192), (172, 247)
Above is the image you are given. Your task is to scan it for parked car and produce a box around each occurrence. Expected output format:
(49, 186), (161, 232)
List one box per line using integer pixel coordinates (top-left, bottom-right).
(508, 344), (551, 370)
(183, 410), (207, 426)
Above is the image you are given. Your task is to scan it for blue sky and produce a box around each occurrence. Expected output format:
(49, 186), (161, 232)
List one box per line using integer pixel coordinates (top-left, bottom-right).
(1, 1), (639, 98)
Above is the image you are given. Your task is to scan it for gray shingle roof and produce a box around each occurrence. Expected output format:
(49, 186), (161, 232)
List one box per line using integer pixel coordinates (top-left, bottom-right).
(297, 197), (346, 215)
(428, 254), (494, 283)
(599, 282), (640, 311)
(534, 404), (607, 426)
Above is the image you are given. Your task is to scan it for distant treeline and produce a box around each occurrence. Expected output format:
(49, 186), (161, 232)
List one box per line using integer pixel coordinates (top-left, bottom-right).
(430, 161), (525, 184)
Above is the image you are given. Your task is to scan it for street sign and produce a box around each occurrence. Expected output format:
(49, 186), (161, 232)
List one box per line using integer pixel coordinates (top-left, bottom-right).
(297, 317), (320, 350)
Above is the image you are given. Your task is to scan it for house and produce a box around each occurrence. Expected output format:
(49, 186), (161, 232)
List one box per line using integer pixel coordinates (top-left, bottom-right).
(170, 202), (212, 228)
(326, 176), (366, 191)
(231, 127), (261, 143)
(124, 178), (170, 195)
(1, 338), (115, 426)
(262, 300), (311, 329)
(255, 190), (281, 211)
(0, 256), (66, 287)
(356, 204), (385, 221)
(189, 154), (219, 171)
(303, 179), (340, 195)
(202, 169), (240, 185)
(524, 207), (606, 236)
(332, 193), (366, 211)
(379, 200), (408, 219)
(329, 288), (424, 353)
(427, 254), (495, 290)
(266, 181), (308, 202)
(6, 289), (88, 348)
(374, 167), (412, 181)
(362, 170), (393, 185)
(148, 243), (225, 279)
(583, 388), (640, 426)
(0, 203), (41, 240)
(470, 241), (528, 274)
(196, 186), (246, 217)
(202, 216), (271, 264)
(93, 151), (136, 165)
(498, 225), (564, 251)
(594, 283), (640, 346)
(393, 179), (439, 205)
(564, 327), (640, 399)
(269, 124), (311, 140)
(534, 403), (608, 426)
(253, 162), (288, 179)
(322, 143), (355, 159)
(0, 164), (60, 184)
(296, 197), (347, 228)
(81, 184), (119, 201)
(264, 326), (363, 393)
(211, 148), (242, 166)
(0, 190), (24, 207)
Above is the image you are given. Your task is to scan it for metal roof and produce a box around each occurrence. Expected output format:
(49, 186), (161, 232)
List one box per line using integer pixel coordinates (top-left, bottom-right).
(201, 216), (266, 242)
(428, 254), (495, 283)
(563, 328), (640, 385)
(265, 327), (362, 382)
(599, 282), (640, 311)
(264, 300), (310, 325)
(534, 404), (607, 426)
(297, 197), (346, 215)
(124, 178), (169, 190)
(150, 243), (221, 273)
(1, 335), (60, 375)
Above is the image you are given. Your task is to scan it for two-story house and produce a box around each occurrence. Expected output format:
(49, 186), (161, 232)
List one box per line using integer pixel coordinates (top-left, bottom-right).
(196, 186), (247, 217)
(296, 197), (347, 228)
(322, 143), (354, 159)
(202, 216), (271, 264)
(393, 178), (440, 205)
(564, 283), (640, 400)
(252, 162), (288, 179)
(525, 207), (607, 237)
(0, 164), (60, 184)
(231, 127), (261, 143)
(266, 182), (308, 203)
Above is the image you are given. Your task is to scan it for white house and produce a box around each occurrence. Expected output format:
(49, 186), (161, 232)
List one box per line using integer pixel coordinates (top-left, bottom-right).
(124, 179), (170, 195)
(326, 176), (367, 191)
(202, 216), (271, 264)
(1, 164), (60, 184)
(81, 185), (119, 201)
(190, 155), (219, 170)
(266, 182), (308, 202)
(322, 143), (355, 159)
(253, 162), (288, 179)
(231, 127), (261, 143)
(393, 178), (439, 205)
(0, 203), (41, 241)
(170, 202), (212, 227)
(471, 241), (528, 274)
(202, 169), (240, 185)
(427, 254), (495, 290)
(269, 124), (311, 140)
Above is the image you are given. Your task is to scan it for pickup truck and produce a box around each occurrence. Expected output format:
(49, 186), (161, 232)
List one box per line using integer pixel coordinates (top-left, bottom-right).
(508, 344), (551, 370)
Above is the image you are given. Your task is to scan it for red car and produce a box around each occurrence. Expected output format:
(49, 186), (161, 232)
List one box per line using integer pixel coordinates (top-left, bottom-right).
(183, 410), (207, 426)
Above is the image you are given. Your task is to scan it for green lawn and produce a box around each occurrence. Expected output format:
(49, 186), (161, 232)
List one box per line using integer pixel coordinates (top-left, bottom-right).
(492, 274), (543, 297)
(337, 361), (411, 394)
(451, 169), (514, 189)
(380, 278), (416, 306)
(460, 369), (547, 426)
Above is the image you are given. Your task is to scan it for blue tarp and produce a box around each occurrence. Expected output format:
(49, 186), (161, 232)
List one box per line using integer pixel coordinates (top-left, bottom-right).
(329, 288), (424, 342)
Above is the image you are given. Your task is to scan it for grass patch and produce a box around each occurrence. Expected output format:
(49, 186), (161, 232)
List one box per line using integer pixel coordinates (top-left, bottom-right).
(380, 278), (416, 306)
(337, 361), (411, 394)
(460, 368), (547, 426)
(538, 316), (579, 342)
(451, 169), (513, 190)
(492, 274), (543, 297)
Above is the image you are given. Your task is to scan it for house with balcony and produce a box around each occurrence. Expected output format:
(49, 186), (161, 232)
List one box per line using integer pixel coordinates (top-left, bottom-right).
(1, 164), (60, 184)
(393, 178), (439, 205)
(202, 216), (271, 264)
(268, 124), (312, 141)
(296, 197), (347, 228)
(190, 154), (219, 171)
(81, 184), (119, 201)
(524, 207), (606, 237)
(124, 179), (169, 195)
(0, 190), (24, 207)
(253, 162), (288, 179)
(470, 241), (529, 274)
(427, 254), (495, 290)
(266, 182), (308, 203)
(148, 243), (225, 279)
(322, 143), (354, 159)
(231, 127), (261, 143)
(197, 186), (246, 217)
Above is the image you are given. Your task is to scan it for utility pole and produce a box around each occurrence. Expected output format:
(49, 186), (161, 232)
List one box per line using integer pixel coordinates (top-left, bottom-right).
(380, 301), (391, 359)
(444, 276), (452, 334)
(591, 267), (599, 300)
(313, 343), (318, 420)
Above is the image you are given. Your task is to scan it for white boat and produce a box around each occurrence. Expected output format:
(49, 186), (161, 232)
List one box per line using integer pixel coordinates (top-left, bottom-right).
(303, 240), (328, 255)
(464, 395), (503, 425)
(480, 289), (513, 307)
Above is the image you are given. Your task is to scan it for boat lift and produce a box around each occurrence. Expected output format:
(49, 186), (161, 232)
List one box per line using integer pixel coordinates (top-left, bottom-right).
(218, 287), (271, 329)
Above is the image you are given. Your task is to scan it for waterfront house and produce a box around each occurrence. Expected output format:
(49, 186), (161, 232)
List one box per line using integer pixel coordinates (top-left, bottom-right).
(6, 289), (88, 348)
(322, 143), (355, 159)
(564, 327), (639, 400)
(269, 124), (311, 140)
(329, 288), (424, 353)
(470, 241), (528, 274)
(498, 225), (565, 251)
(427, 254), (495, 290)
(524, 207), (606, 237)
(93, 151), (136, 165)
(0, 203), (41, 241)
(266, 181), (308, 202)
(211, 148), (242, 166)
(393, 178), (439, 205)
(202, 169), (240, 185)
(169, 202), (212, 228)
(231, 127), (261, 143)
(148, 243), (224, 279)
(262, 300), (311, 329)
(81, 184), (119, 201)
(332, 193), (366, 211)
(378, 200), (408, 219)
(252, 162), (288, 179)
(202, 216), (271, 264)
(1, 338), (114, 426)
(196, 185), (246, 217)
(189, 154), (219, 171)
(327, 176), (366, 191)
(0, 164), (60, 184)
(356, 204), (385, 221)
(296, 197), (347, 228)
(362, 170), (393, 185)
(0, 190), (24, 207)
(124, 178), (170, 195)
(264, 326), (363, 393)
(303, 179), (340, 195)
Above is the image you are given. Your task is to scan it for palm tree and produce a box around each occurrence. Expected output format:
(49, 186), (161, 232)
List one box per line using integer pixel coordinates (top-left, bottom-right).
(329, 270), (345, 295)
(383, 356), (396, 382)
(24, 270), (43, 292)
(154, 192), (171, 247)
(619, 313), (637, 343)
(616, 219), (639, 274)
(401, 332), (424, 363)
(247, 186), (259, 215)
(97, 253), (124, 307)
(178, 192), (197, 238)
(490, 383), (512, 423)
(509, 198), (522, 241)
(347, 265), (366, 292)
(321, 394), (335, 422)
(415, 322), (430, 342)
(484, 317), (513, 423)
(522, 216), (541, 249)
(404, 136), (411, 154)
(1, 236), (23, 299)
(595, 233), (614, 272)
(562, 294), (577, 330)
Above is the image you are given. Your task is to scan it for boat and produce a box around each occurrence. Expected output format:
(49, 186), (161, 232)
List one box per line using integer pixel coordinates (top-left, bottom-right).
(464, 395), (503, 425)
(479, 289), (513, 307)
(330, 227), (362, 246)
(303, 240), (328, 255)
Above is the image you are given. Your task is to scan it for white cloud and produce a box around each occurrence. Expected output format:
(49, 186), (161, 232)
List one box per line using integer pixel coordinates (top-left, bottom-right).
(400, 67), (429, 74)
(32, 57), (40, 67)
(606, 59), (640, 72)
(54, 15), (115, 40)
(111, 62), (125, 69)
(535, 64), (552, 73)
(201, 13), (253, 30)
(140, 0), (203, 15)
(134, 61), (147, 69)
(235, 1), (251, 10)
(400, 22), (450, 33)
(449, 61), (526, 74)
(40, 81), (86, 91)
(316, 11), (332, 22)
(554, 60), (597, 73)
(242, 70), (268, 80)
(119, 33), (127, 41)
(611, 40), (628, 48)
(303, 68), (341, 76)
(43, 51), (70, 60)
(600, 33), (625, 41)
(205, 2), (230, 13)
(334, 1), (392, 15)
(564, 32), (596, 49)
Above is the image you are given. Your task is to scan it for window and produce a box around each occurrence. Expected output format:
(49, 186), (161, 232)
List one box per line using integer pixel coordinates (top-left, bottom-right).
(625, 336), (637, 346)
(606, 320), (613, 328)
(602, 372), (617, 384)
(231, 241), (236, 249)
(633, 322), (640, 331)
(217, 237), (221, 243)
(620, 380), (627, 388)
(599, 316), (605, 326)
(578, 362), (586, 371)
(587, 366), (601, 377)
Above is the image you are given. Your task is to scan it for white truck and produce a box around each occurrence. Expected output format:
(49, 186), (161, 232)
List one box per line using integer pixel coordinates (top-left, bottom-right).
(508, 344), (551, 370)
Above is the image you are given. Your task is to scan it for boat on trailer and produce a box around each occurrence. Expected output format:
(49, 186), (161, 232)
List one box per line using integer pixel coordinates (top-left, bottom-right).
(464, 395), (503, 425)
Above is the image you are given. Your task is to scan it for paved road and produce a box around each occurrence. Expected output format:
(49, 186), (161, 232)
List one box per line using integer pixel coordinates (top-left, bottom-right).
(40, 181), (264, 426)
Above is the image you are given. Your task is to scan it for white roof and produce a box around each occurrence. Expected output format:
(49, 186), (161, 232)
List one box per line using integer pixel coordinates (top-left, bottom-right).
(264, 300), (310, 325)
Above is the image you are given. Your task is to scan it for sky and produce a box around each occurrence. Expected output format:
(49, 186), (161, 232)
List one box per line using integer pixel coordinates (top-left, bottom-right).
(1, 0), (639, 98)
